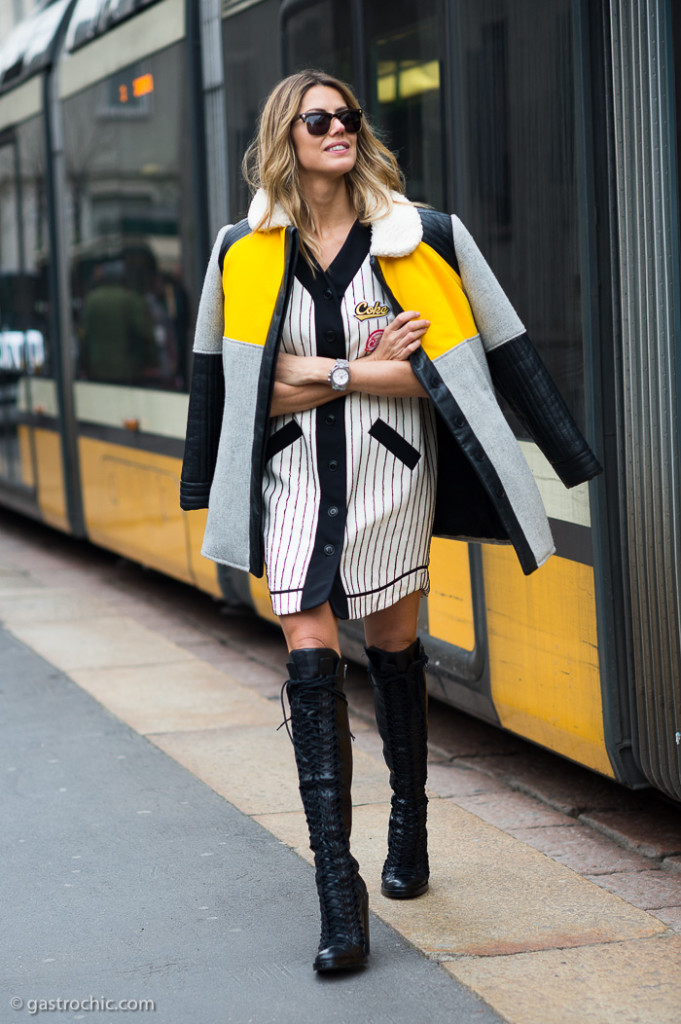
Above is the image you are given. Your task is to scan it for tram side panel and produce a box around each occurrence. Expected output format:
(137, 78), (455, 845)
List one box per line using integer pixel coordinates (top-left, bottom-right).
(56, 6), (220, 596)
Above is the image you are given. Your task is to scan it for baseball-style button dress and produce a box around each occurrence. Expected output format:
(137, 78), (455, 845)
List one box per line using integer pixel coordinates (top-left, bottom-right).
(262, 220), (438, 620)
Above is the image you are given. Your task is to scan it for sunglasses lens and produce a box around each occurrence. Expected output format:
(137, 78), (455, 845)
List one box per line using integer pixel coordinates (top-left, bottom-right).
(338, 110), (362, 133)
(305, 113), (332, 135)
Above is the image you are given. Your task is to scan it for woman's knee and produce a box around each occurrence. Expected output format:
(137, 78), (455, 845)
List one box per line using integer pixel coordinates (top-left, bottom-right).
(279, 603), (339, 653)
(363, 593), (421, 652)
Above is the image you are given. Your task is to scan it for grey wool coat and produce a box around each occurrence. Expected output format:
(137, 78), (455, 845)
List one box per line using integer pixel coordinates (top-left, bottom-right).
(180, 192), (602, 579)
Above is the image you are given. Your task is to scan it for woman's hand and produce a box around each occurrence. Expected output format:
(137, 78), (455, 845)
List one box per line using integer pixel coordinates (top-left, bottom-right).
(366, 310), (430, 361)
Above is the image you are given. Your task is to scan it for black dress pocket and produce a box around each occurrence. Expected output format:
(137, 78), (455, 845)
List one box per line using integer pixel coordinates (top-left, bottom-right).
(369, 418), (421, 470)
(266, 420), (303, 460)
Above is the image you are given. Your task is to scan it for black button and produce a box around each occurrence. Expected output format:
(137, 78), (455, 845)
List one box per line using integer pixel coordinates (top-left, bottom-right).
(474, 449), (485, 461)
(495, 487), (505, 499)
(324, 288), (333, 300)
(328, 506), (339, 517)
(329, 459), (338, 471)
(454, 416), (464, 428)
(325, 413), (336, 425)
(323, 544), (335, 556)
(325, 329), (336, 343)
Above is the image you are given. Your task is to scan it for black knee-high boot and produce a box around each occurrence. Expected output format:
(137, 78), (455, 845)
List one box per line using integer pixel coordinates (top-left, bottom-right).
(365, 639), (429, 899)
(285, 648), (369, 972)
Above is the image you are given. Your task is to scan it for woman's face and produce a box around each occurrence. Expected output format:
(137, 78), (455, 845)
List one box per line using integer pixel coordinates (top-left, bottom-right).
(291, 85), (359, 181)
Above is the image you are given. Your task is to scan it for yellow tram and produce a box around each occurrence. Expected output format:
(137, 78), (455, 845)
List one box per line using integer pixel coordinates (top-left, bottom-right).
(0, 0), (678, 800)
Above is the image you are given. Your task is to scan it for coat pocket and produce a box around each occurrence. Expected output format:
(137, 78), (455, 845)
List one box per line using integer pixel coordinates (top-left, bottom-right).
(266, 419), (303, 461)
(369, 418), (421, 470)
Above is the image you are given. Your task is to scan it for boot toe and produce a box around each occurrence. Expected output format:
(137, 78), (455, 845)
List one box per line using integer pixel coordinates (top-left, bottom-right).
(313, 943), (369, 972)
(381, 869), (429, 900)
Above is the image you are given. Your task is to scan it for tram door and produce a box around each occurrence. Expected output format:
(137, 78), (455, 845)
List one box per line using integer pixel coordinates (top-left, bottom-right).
(0, 130), (42, 500)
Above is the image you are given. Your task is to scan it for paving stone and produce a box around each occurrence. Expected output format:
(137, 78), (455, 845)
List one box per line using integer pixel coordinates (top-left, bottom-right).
(508, 825), (655, 875)
(580, 806), (681, 859)
(7, 616), (195, 672)
(256, 799), (665, 957)
(651, 906), (681, 933)
(455, 789), (577, 830)
(585, 869), (681, 910)
(427, 710), (525, 758)
(445, 936), (681, 1024)
(425, 762), (509, 799)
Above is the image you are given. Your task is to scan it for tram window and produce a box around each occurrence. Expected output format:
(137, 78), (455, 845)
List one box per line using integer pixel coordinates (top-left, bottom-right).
(452, 0), (585, 429)
(222, 0), (282, 220)
(282, 0), (353, 85)
(364, 0), (444, 208)
(0, 116), (50, 487)
(0, 118), (51, 380)
(63, 43), (197, 391)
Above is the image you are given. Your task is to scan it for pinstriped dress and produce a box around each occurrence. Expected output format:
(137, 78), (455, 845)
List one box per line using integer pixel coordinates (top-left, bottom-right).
(262, 221), (437, 620)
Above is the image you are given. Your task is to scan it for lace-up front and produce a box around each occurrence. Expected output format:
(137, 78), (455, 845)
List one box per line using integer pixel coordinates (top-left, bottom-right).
(285, 648), (369, 971)
(366, 639), (430, 899)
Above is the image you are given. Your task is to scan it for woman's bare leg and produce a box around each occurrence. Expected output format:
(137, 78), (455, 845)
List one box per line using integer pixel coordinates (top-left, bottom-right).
(363, 591), (422, 651)
(279, 601), (340, 653)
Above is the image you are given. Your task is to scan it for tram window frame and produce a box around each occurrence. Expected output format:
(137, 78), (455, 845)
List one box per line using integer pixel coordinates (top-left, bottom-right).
(62, 42), (198, 392)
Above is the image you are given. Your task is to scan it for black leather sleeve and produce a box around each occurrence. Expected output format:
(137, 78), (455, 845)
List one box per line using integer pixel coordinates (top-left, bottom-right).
(179, 352), (225, 510)
(487, 334), (602, 488)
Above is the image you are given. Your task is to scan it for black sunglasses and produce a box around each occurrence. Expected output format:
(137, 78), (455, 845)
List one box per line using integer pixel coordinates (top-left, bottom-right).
(295, 107), (363, 136)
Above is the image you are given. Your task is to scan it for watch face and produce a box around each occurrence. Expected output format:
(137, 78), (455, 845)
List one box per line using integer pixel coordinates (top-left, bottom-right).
(331, 366), (350, 390)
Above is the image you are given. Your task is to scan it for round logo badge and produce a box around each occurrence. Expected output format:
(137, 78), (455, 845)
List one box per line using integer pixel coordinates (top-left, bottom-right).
(365, 329), (384, 355)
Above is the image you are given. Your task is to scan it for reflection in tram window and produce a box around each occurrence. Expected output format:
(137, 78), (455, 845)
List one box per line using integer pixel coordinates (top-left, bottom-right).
(366, 0), (444, 207)
(452, 0), (585, 428)
(63, 43), (196, 390)
(222, 0), (282, 220)
(282, 0), (353, 86)
(0, 113), (50, 486)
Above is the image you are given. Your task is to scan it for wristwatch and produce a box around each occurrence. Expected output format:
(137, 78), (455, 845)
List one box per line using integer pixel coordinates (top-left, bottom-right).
(328, 358), (350, 392)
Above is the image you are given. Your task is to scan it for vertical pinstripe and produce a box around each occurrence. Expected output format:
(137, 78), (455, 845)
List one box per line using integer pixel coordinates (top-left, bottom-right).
(263, 258), (437, 619)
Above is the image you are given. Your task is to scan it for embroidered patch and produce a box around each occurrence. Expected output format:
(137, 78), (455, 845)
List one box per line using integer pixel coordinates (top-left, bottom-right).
(354, 300), (390, 322)
(365, 330), (384, 354)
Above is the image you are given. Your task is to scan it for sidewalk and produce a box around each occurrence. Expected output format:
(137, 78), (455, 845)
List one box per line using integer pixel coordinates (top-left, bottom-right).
(1, 517), (679, 1023)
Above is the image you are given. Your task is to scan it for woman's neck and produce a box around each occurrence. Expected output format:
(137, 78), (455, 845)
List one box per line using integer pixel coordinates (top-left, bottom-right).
(300, 175), (356, 240)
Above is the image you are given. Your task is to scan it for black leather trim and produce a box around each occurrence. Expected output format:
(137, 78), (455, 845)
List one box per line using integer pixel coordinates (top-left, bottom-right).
(370, 254), (537, 574)
(369, 418), (421, 470)
(266, 419), (303, 461)
(418, 209), (459, 274)
(248, 227), (299, 576)
(487, 334), (603, 487)
(410, 345), (537, 574)
(218, 218), (250, 272)
(180, 352), (225, 511)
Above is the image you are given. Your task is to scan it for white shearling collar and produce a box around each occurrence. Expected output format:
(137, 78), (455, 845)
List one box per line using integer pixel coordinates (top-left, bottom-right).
(246, 188), (423, 258)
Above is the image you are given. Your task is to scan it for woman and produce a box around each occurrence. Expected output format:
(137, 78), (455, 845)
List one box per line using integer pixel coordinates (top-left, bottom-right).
(180, 70), (601, 973)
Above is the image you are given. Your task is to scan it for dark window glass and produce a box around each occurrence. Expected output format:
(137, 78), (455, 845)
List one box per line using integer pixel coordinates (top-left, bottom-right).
(222, 0), (282, 221)
(282, 0), (353, 84)
(452, 0), (585, 428)
(65, 0), (159, 52)
(63, 43), (197, 390)
(364, 0), (444, 207)
(0, 115), (49, 485)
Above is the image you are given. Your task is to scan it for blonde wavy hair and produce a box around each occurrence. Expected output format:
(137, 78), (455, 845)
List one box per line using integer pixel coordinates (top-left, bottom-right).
(243, 70), (405, 265)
